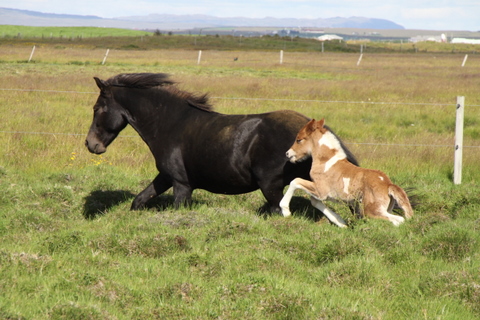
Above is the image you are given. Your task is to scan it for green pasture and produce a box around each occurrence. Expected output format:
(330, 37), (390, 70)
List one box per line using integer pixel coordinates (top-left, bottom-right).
(0, 41), (480, 319)
(2, 25), (480, 53)
(0, 25), (152, 38)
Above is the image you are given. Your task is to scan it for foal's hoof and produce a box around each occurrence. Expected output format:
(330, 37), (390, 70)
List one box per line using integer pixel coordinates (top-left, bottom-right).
(280, 209), (292, 218)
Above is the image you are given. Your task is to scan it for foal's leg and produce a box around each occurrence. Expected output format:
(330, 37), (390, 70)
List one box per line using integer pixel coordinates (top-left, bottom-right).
(310, 198), (348, 228)
(131, 173), (173, 210)
(364, 198), (405, 226)
(280, 178), (348, 228)
(280, 178), (317, 217)
(376, 209), (405, 226)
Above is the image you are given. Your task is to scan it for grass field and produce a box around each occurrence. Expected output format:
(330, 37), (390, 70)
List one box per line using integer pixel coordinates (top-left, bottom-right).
(2, 25), (480, 53)
(0, 25), (153, 38)
(1, 39), (480, 319)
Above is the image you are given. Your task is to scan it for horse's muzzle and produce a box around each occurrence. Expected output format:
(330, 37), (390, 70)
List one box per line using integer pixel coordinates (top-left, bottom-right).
(85, 139), (106, 154)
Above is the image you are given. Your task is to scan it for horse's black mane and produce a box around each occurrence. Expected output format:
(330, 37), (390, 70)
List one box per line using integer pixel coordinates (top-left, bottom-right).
(106, 73), (213, 112)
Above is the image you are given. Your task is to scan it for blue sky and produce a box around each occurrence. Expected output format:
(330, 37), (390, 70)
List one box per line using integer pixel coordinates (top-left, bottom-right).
(2, 0), (479, 31)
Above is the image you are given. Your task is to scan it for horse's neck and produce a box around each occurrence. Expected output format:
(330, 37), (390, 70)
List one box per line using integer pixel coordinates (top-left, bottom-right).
(121, 89), (194, 133)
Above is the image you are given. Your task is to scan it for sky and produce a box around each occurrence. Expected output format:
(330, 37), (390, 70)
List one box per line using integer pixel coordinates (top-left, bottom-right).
(2, 0), (479, 31)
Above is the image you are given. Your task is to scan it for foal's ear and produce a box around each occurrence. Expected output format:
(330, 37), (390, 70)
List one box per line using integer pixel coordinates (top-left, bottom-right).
(317, 118), (325, 128)
(94, 77), (107, 91)
(305, 119), (317, 132)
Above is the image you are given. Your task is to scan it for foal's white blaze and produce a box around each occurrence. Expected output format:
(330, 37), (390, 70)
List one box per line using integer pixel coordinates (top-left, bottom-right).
(342, 177), (350, 195)
(318, 131), (347, 172)
(286, 148), (295, 159)
(379, 176), (384, 181)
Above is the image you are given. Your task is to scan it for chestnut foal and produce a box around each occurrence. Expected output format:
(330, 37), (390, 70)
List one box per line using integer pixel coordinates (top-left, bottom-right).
(280, 119), (413, 227)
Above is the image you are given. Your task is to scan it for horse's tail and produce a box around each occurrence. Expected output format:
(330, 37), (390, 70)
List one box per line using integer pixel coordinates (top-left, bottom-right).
(388, 184), (414, 219)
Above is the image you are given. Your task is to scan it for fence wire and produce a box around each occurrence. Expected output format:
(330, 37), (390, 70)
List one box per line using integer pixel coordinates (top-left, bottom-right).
(1, 87), (479, 148)
(2, 87), (480, 107)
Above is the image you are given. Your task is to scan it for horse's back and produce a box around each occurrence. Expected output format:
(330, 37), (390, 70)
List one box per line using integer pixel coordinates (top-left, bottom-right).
(263, 110), (311, 132)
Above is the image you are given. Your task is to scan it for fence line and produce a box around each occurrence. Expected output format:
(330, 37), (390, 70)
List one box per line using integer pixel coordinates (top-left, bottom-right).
(1, 130), (478, 149)
(2, 87), (480, 107)
(1, 88), (479, 151)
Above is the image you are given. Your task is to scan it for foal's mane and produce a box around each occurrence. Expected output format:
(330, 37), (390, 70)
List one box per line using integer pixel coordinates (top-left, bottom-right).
(324, 125), (359, 166)
(106, 73), (213, 112)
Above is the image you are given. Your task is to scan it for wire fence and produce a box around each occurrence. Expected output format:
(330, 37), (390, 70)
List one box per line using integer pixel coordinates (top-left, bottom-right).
(1, 87), (479, 149)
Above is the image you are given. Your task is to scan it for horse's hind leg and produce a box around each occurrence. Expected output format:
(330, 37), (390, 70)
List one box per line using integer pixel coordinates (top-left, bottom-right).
(131, 173), (172, 210)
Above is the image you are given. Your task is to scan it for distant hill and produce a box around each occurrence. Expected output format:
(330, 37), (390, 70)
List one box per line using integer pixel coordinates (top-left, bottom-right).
(117, 14), (405, 29)
(0, 7), (404, 30)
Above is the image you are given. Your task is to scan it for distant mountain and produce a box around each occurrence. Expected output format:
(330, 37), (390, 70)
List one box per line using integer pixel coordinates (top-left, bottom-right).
(0, 7), (404, 30)
(118, 14), (404, 29)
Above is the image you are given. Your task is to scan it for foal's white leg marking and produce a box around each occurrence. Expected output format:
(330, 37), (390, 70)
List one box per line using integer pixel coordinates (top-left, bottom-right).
(280, 178), (348, 228)
(280, 181), (298, 217)
(342, 177), (350, 195)
(310, 198), (348, 228)
(379, 205), (405, 226)
(280, 178), (313, 217)
(386, 214), (405, 226)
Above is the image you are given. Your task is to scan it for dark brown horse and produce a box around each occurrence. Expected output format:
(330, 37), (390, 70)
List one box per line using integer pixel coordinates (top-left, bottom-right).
(85, 73), (358, 212)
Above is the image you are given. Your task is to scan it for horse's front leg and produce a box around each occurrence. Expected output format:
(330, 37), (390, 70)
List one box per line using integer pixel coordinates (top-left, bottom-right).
(172, 182), (193, 209)
(280, 178), (318, 217)
(131, 173), (172, 210)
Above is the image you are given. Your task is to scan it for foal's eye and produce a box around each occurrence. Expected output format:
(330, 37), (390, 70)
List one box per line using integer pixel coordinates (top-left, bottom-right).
(296, 139), (303, 143)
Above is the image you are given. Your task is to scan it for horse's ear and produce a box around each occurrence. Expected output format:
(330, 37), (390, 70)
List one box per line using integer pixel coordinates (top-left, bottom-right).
(94, 77), (106, 90)
(317, 118), (325, 128)
(306, 119), (316, 131)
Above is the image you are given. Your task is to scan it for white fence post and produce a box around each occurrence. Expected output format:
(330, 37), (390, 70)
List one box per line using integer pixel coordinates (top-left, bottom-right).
(102, 49), (110, 65)
(356, 53), (363, 66)
(453, 96), (464, 185)
(280, 50), (283, 64)
(197, 50), (202, 65)
(28, 45), (36, 62)
(461, 54), (468, 67)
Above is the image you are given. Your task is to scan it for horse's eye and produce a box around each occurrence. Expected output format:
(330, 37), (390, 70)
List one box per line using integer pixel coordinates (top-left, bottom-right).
(296, 139), (302, 144)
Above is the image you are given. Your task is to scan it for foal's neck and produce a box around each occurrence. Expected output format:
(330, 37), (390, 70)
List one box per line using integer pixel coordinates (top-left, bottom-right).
(313, 130), (347, 167)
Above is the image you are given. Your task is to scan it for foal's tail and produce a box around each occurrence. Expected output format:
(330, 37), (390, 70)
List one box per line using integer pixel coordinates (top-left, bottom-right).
(388, 185), (414, 219)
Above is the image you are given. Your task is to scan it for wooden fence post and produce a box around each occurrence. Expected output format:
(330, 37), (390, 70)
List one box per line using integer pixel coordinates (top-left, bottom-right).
(280, 50), (283, 64)
(102, 49), (109, 65)
(356, 53), (363, 66)
(462, 54), (468, 67)
(197, 50), (202, 65)
(28, 45), (36, 62)
(453, 96), (464, 184)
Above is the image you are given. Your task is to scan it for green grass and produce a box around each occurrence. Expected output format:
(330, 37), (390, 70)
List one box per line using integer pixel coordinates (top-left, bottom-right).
(2, 25), (480, 53)
(0, 25), (152, 38)
(0, 43), (480, 319)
